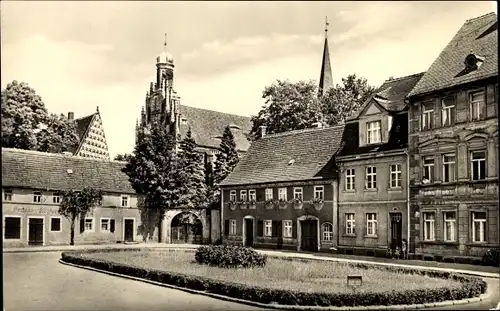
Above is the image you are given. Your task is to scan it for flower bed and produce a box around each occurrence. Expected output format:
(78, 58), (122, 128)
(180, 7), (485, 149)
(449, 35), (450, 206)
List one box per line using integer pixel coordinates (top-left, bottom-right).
(61, 249), (487, 307)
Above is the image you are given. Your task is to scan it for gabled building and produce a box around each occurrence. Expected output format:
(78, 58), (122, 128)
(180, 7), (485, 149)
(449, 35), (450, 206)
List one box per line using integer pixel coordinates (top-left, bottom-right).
(335, 73), (424, 256)
(406, 12), (498, 258)
(68, 107), (111, 160)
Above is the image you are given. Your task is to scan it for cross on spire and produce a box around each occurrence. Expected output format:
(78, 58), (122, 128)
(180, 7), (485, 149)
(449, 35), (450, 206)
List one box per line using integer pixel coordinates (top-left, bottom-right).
(164, 33), (167, 50)
(325, 16), (329, 37)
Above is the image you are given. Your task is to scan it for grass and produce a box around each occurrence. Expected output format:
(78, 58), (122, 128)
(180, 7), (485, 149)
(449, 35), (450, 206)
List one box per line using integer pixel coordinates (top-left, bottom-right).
(82, 249), (464, 294)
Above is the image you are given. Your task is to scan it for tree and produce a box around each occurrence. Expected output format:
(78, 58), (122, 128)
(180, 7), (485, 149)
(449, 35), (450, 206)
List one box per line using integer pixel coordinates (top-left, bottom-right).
(114, 153), (133, 161)
(210, 125), (239, 204)
(178, 128), (207, 208)
(249, 80), (322, 140)
(122, 121), (187, 242)
(58, 187), (102, 245)
(37, 113), (79, 153)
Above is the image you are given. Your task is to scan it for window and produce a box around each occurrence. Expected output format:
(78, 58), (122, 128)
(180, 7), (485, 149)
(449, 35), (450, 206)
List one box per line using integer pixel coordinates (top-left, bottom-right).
(52, 192), (60, 204)
(442, 154), (456, 183)
(365, 166), (377, 189)
(441, 97), (455, 127)
(472, 212), (487, 242)
(423, 212), (435, 241)
(366, 121), (381, 144)
(240, 190), (247, 202)
(248, 190), (256, 201)
(345, 213), (355, 235)
(84, 218), (94, 232)
(366, 213), (377, 236)
(121, 195), (129, 207)
(278, 188), (287, 201)
(229, 219), (237, 235)
(101, 218), (110, 231)
(264, 220), (272, 237)
(422, 102), (434, 130)
(390, 164), (402, 188)
(265, 188), (273, 201)
(3, 189), (12, 201)
(33, 191), (42, 203)
(50, 217), (61, 232)
(322, 223), (334, 241)
(345, 169), (355, 191)
(4, 216), (21, 239)
(471, 151), (486, 181)
(443, 212), (456, 242)
(422, 157), (435, 183)
(283, 220), (292, 238)
(293, 187), (303, 200)
(229, 190), (237, 201)
(470, 91), (485, 121)
(314, 186), (324, 200)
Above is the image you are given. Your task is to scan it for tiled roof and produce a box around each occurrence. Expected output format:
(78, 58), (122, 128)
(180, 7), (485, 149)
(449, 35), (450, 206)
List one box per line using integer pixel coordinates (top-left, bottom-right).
(1, 148), (135, 194)
(178, 105), (252, 152)
(220, 125), (346, 186)
(75, 114), (95, 141)
(373, 73), (426, 111)
(337, 112), (408, 157)
(408, 12), (498, 97)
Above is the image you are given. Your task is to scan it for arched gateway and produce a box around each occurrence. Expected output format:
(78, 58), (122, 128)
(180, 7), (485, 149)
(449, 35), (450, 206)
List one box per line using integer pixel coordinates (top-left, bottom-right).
(170, 212), (203, 244)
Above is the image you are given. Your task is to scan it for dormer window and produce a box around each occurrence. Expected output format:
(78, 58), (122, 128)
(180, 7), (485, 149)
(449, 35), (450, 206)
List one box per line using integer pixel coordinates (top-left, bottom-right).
(366, 121), (381, 144)
(464, 54), (484, 71)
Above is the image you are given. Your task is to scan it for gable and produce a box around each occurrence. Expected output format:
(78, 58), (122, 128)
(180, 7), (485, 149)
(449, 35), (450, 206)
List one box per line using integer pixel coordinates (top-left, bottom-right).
(364, 102), (382, 116)
(359, 100), (387, 119)
(75, 113), (110, 159)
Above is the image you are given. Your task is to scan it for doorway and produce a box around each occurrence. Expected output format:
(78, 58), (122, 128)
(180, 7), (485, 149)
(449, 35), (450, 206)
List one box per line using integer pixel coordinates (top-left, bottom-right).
(244, 218), (254, 247)
(28, 217), (44, 246)
(170, 212), (203, 244)
(390, 213), (403, 250)
(124, 219), (135, 242)
(301, 220), (318, 252)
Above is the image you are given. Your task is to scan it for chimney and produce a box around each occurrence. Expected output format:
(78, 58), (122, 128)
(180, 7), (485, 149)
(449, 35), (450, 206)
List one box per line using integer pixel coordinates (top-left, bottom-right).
(260, 125), (267, 138)
(68, 112), (74, 120)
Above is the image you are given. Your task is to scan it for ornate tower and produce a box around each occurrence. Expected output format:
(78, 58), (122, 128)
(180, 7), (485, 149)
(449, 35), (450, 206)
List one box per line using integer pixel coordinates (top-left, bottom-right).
(318, 16), (333, 97)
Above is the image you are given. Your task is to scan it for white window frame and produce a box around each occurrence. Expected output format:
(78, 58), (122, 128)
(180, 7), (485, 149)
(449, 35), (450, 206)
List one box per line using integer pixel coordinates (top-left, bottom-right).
(423, 212), (435, 241)
(443, 211), (456, 242)
(50, 216), (62, 232)
(229, 219), (237, 235)
(240, 190), (247, 202)
(314, 185), (324, 200)
(3, 189), (13, 201)
(264, 220), (272, 237)
(470, 91), (485, 121)
(389, 164), (402, 188)
(121, 195), (130, 207)
(52, 192), (61, 204)
(442, 153), (456, 183)
(471, 151), (486, 181)
(283, 220), (292, 238)
(366, 213), (377, 236)
(33, 191), (42, 203)
(423, 157), (435, 183)
(441, 98), (455, 127)
(229, 190), (237, 202)
(293, 187), (303, 200)
(100, 217), (111, 232)
(422, 103), (434, 130)
(366, 120), (381, 144)
(322, 222), (334, 241)
(278, 188), (287, 201)
(4, 215), (22, 240)
(265, 188), (273, 201)
(84, 217), (95, 232)
(345, 213), (355, 235)
(472, 212), (487, 243)
(365, 166), (377, 190)
(345, 168), (355, 191)
(248, 189), (256, 201)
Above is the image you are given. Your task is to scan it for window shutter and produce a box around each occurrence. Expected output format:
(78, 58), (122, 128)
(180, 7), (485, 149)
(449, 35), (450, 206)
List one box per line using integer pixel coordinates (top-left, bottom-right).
(79, 217), (85, 233)
(110, 219), (115, 233)
(224, 220), (230, 235)
(292, 221), (297, 239)
(257, 220), (264, 237)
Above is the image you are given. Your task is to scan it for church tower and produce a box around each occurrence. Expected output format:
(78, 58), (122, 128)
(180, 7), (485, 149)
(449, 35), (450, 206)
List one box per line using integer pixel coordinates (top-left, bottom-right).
(318, 16), (333, 97)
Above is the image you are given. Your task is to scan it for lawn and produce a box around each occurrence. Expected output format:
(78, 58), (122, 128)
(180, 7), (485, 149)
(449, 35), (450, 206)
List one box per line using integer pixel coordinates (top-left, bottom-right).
(82, 249), (463, 294)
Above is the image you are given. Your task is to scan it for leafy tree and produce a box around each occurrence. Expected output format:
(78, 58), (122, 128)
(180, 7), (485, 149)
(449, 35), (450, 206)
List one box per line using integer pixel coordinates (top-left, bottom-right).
(37, 113), (79, 153)
(178, 128), (207, 208)
(114, 153), (133, 161)
(210, 126), (239, 205)
(58, 188), (102, 245)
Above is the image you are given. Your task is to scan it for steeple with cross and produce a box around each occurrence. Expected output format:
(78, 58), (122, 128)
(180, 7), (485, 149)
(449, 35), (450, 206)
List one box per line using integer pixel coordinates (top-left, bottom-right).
(318, 16), (333, 97)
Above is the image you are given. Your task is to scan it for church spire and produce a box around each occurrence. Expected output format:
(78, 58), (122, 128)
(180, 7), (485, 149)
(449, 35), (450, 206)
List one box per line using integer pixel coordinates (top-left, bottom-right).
(318, 16), (333, 97)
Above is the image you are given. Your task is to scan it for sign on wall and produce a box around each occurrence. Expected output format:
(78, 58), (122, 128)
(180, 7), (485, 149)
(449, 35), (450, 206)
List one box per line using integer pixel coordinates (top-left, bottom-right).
(14, 206), (59, 215)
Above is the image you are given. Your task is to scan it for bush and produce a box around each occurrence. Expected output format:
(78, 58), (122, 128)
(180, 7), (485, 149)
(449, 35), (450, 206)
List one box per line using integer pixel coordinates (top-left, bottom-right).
(195, 244), (267, 268)
(482, 248), (500, 267)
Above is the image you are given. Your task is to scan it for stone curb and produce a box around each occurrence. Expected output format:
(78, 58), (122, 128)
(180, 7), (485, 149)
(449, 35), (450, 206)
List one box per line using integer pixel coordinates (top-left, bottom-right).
(59, 258), (489, 311)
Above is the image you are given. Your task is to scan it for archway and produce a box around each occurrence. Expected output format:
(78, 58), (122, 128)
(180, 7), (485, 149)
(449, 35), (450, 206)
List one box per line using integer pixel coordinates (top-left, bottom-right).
(170, 212), (203, 244)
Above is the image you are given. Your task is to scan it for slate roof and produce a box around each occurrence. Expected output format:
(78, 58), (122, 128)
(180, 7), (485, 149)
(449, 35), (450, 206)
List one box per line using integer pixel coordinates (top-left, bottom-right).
(178, 105), (252, 152)
(2, 148), (135, 194)
(408, 12), (498, 97)
(220, 125), (346, 186)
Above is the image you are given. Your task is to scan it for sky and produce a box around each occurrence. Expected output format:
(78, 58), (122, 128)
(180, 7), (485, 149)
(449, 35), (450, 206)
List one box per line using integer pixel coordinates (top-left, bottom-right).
(1, 1), (497, 158)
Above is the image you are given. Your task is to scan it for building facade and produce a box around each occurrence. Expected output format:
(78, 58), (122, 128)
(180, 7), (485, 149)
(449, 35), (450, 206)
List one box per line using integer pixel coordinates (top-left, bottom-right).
(407, 13), (498, 258)
(68, 107), (111, 160)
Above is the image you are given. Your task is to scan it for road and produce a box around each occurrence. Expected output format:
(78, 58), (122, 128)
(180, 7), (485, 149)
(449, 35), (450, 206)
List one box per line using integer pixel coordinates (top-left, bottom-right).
(3, 251), (499, 311)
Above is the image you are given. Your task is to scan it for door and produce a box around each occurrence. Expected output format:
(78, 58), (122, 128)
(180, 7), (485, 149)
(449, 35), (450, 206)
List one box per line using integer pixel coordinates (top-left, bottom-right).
(28, 218), (44, 246)
(390, 213), (402, 250)
(301, 220), (318, 252)
(245, 219), (254, 247)
(124, 219), (134, 242)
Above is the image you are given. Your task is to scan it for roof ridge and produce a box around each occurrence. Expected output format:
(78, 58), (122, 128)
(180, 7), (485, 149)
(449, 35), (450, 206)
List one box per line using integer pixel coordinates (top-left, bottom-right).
(464, 12), (496, 24)
(180, 104), (250, 119)
(262, 124), (344, 139)
(383, 72), (426, 83)
(1, 147), (123, 164)
(74, 112), (97, 122)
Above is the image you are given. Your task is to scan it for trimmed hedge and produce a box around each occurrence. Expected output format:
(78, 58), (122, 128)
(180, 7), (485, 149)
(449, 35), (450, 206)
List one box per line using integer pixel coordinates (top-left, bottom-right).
(61, 250), (487, 307)
(195, 245), (267, 268)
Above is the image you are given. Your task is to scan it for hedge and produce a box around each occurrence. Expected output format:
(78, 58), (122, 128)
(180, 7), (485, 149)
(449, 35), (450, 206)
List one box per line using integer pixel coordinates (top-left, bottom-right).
(61, 250), (487, 307)
(195, 245), (267, 268)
